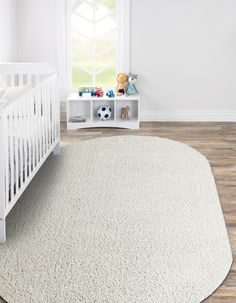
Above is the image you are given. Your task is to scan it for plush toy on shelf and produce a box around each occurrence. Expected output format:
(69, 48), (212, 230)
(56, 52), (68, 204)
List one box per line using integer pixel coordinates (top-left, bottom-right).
(116, 73), (128, 96)
(126, 73), (138, 95)
(120, 106), (130, 120)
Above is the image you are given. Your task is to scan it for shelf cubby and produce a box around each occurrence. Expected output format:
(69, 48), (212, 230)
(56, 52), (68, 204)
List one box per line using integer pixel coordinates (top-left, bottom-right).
(92, 99), (115, 122)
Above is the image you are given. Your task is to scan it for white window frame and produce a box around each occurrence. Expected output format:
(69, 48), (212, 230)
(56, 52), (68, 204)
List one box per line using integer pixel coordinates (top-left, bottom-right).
(57, 0), (130, 100)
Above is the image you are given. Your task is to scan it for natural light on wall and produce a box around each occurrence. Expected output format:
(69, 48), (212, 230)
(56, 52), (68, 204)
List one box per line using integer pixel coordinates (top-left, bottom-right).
(71, 0), (118, 88)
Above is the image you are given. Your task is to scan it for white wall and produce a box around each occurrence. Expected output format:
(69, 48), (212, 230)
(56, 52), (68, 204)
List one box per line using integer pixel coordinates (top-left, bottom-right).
(16, 0), (58, 62)
(15, 0), (236, 120)
(131, 0), (236, 121)
(0, 0), (16, 62)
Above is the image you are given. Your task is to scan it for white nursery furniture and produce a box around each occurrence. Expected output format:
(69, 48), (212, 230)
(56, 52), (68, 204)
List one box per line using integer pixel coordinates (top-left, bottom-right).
(0, 63), (60, 243)
(67, 93), (140, 129)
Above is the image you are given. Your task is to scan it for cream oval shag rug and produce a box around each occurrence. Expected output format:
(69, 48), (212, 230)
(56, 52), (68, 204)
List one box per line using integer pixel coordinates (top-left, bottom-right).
(0, 136), (232, 303)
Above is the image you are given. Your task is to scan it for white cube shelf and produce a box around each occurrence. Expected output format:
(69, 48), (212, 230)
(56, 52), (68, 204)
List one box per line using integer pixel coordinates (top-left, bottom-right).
(67, 93), (140, 129)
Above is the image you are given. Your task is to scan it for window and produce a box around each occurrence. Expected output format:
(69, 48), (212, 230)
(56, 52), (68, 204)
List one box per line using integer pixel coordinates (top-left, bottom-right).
(69, 0), (129, 89)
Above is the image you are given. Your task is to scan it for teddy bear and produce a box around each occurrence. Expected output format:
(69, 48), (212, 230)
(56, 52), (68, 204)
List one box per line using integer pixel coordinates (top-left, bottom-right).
(116, 73), (128, 96)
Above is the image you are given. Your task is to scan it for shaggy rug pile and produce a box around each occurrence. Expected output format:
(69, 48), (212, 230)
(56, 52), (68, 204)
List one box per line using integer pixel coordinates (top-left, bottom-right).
(0, 136), (232, 303)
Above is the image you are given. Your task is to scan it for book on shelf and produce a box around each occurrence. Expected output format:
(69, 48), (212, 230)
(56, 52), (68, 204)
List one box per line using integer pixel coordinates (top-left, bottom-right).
(69, 116), (86, 123)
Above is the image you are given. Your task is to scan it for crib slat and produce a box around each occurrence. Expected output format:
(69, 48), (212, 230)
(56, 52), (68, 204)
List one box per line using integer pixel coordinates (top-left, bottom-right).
(51, 82), (55, 143)
(47, 85), (50, 145)
(31, 96), (35, 171)
(19, 103), (24, 189)
(10, 74), (15, 86)
(19, 74), (24, 86)
(0, 75), (3, 87)
(49, 85), (52, 145)
(51, 85), (54, 144)
(23, 74), (29, 86)
(27, 98), (32, 176)
(39, 89), (43, 160)
(0, 75), (4, 87)
(40, 88), (44, 158)
(44, 86), (48, 155)
(1, 75), (6, 87)
(35, 91), (39, 166)
(41, 88), (45, 157)
(54, 83), (57, 142)
(9, 111), (14, 202)
(23, 100), (28, 181)
(5, 118), (9, 205)
(15, 106), (19, 193)
(43, 86), (47, 153)
(27, 106), (30, 175)
(35, 75), (40, 87)
(47, 85), (50, 150)
(48, 85), (52, 145)
(56, 84), (59, 142)
(54, 83), (58, 141)
(51, 84), (54, 143)
(31, 74), (36, 87)
(51, 85), (53, 143)
(45, 86), (49, 152)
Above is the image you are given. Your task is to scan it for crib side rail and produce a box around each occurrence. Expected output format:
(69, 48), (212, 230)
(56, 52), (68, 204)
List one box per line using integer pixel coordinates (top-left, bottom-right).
(0, 63), (58, 87)
(0, 106), (7, 242)
(1, 73), (59, 215)
(3, 74), (58, 109)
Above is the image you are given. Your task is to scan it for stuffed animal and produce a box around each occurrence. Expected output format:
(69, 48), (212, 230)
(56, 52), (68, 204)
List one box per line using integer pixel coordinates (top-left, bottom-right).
(120, 106), (130, 120)
(116, 73), (128, 96)
(126, 73), (138, 95)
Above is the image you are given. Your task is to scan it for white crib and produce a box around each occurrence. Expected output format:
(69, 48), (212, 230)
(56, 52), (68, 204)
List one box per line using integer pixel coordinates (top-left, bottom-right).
(0, 63), (60, 243)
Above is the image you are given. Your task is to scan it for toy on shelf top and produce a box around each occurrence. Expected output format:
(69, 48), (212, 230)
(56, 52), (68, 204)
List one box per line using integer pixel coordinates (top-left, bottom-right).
(78, 86), (96, 96)
(78, 86), (104, 97)
(106, 90), (115, 98)
(77, 74), (139, 99)
(96, 88), (104, 97)
(115, 73), (139, 97)
(126, 73), (138, 95)
(116, 73), (128, 96)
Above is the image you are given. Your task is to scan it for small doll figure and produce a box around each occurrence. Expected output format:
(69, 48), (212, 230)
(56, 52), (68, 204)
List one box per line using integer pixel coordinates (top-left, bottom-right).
(117, 73), (128, 96)
(126, 73), (138, 95)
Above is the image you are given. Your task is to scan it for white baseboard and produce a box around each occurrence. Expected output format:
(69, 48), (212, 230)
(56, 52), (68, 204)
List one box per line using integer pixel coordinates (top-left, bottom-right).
(141, 110), (236, 122)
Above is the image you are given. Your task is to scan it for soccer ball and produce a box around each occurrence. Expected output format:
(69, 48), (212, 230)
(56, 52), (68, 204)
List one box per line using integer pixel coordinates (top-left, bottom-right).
(97, 105), (112, 121)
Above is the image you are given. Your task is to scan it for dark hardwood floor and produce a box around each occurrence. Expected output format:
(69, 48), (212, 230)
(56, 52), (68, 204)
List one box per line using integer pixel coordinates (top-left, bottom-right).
(1, 122), (235, 303)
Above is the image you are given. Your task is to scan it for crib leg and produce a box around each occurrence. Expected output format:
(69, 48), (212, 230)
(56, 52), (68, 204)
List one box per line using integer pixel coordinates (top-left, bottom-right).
(53, 142), (60, 156)
(0, 219), (6, 243)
